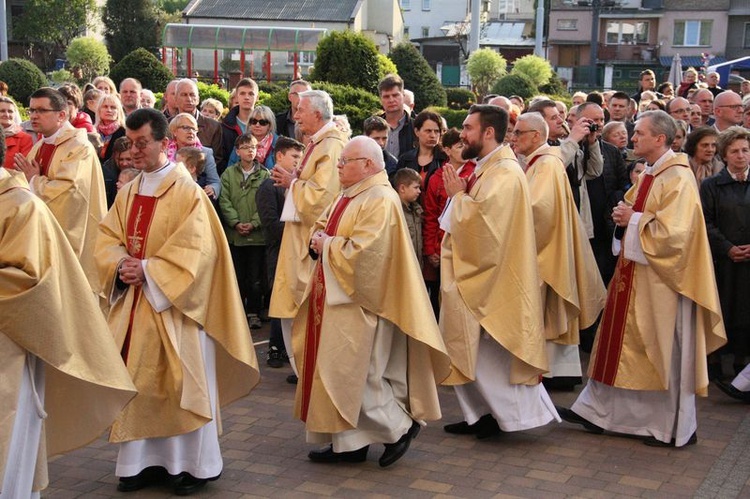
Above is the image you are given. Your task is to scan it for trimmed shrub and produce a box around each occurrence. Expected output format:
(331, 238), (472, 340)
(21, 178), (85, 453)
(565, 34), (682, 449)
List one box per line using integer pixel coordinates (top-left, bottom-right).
(510, 54), (553, 88)
(311, 30), (381, 94)
(445, 88), (476, 110)
(491, 73), (538, 101)
(257, 81), (285, 95)
(196, 82), (230, 108)
(466, 48), (507, 100)
(426, 107), (468, 130)
(0, 59), (47, 105)
(377, 54), (398, 79)
(109, 48), (173, 94)
(50, 69), (77, 85)
(539, 72), (569, 97)
(66, 36), (111, 83)
(389, 43), (446, 111)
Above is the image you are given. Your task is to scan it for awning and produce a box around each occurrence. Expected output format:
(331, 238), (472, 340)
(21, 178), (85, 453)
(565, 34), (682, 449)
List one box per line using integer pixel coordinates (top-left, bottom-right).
(161, 23), (327, 52)
(659, 55), (726, 67)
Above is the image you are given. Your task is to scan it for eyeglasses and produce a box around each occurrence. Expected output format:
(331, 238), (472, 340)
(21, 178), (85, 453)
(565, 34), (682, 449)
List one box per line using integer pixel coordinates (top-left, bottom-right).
(338, 157), (368, 165)
(511, 129), (536, 137)
(176, 125), (197, 132)
(125, 138), (156, 150)
(249, 118), (270, 126)
(28, 108), (57, 115)
(717, 104), (743, 110)
(237, 145), (257, 151)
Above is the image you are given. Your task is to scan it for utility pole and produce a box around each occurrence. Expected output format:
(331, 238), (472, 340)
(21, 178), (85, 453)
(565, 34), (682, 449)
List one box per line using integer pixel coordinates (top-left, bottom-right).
(589, 0), (601, 88)
(469, 0), (481, 55)
(534, 0), (544, 57)
(0, 1), (7, 61)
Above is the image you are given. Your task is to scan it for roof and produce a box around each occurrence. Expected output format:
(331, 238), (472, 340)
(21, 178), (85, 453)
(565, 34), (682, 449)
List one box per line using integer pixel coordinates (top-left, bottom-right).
(658, 55), (726, 67)
(440, 21), (534, 47)
(183, 0), (361, 22)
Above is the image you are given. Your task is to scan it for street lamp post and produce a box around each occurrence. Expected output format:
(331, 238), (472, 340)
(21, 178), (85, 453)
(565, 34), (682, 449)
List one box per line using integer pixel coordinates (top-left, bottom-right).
(589, 0), (601, 88)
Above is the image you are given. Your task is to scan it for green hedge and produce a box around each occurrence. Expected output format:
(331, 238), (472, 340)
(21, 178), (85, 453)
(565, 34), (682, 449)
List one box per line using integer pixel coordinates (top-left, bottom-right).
(0, 59), (47, 105)
(445, 88), (476, 110)
(427, 107), (468, 130)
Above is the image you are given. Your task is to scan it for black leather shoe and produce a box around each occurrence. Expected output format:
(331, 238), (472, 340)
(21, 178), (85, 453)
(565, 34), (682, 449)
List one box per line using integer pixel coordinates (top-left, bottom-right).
(643, 432), (697, 448)
(308, 444), (369, 463)
(444, 420), (477, 435)
(714, 379), (750, 403)
(475, 414), (502, 440)
(380, 421), (421, 468)
(556, 406), (604, 434)
(287, 374), (298, 385)
(173, 472), (210, 496)
(117, 466), (168, 492)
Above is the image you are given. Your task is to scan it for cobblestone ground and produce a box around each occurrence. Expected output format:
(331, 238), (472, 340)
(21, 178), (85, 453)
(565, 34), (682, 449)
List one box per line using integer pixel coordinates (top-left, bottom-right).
(45, 324), (750, 498)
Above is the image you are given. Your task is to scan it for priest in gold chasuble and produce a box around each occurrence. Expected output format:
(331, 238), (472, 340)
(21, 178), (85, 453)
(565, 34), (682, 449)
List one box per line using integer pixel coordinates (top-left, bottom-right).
(294, 136), (450, 468)
(95, 109), (259, 494)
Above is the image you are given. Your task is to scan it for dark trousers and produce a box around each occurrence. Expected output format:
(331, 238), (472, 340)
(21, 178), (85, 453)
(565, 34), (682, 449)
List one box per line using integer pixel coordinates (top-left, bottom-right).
(229, 244), (266, 315)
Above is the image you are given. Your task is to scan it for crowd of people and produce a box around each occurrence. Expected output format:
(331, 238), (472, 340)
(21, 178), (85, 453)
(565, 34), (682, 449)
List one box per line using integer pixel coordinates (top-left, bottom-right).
(1, 64), (749, 497)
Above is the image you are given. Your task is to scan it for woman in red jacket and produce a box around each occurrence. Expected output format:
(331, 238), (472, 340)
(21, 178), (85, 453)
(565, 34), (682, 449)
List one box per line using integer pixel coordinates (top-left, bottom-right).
(0, 97), (32, 170)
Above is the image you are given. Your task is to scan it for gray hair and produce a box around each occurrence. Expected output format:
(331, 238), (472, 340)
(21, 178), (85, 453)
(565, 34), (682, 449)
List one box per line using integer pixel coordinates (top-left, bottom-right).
(175, 78), (198, 96)
(403, 89), (414, 106)
(349, 135), (385, 171)
(518, 112), (549, 142)
(299, 90), (333, 122)
(638, 110), (677, 144)
(250, 105), (277, 133)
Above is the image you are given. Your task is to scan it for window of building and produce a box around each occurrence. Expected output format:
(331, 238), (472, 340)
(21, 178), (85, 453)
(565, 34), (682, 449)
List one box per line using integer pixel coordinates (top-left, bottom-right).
(422, 0), (431, 11)
(287, 51), (315, 66)
(401, 0), (410, 10)
(557, 19), (578, 31)
(422, 27), (429, 37)
(605, 21), (649, 45)
(673, 20), (712, 46)
(744, 23), (750, 48)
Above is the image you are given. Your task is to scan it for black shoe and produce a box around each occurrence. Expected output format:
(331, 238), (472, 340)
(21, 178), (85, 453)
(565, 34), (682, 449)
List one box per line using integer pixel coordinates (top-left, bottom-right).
(542, 376), (581, 392)
(117, 466), (168, 492)
(266, 346), (285, 369)
(308, 444), (369, 463)
(173, 472), (210, 496)
(556, 406), (604, 434)
(714, 379), (750, 403)
(475, 414), (502, 440)
(643, 432), (697, 448)
(287, 374), (298, 384)
(444, 420), (477, 435)
(379, 420), (421, 468)
(708, 363), (723, 381)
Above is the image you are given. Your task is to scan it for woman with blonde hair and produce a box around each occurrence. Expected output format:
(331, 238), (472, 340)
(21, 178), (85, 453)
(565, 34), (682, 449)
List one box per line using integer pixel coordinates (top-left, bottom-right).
(168, 112), (221, 200)
(0, 96), (32, 169)
(246, 105), (278, 168)
(92, 76), (118, 97)
(95, 93), (126, 161)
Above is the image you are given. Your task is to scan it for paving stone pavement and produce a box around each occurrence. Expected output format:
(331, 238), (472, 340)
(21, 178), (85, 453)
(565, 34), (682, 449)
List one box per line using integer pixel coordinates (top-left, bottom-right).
(44, 324), (750, 498)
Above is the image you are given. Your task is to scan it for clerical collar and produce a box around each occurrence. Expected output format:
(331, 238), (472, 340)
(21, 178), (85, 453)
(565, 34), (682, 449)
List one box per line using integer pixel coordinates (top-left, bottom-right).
(310, 121), (337, 144)
(475, 144), (504, 170)
(41, 125), (65, 144)
(644, 149), (675, 174)
(143, 161), (173, 178)
(527, 144), (549, 160)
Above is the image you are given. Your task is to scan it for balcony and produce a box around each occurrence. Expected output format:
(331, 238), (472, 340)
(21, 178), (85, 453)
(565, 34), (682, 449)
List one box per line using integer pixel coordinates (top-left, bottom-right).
(597, 43), (658, 63)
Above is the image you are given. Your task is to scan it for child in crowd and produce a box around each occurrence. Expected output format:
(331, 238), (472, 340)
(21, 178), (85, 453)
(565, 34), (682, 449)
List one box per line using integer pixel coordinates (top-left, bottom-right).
(256, 136), (305, 369)
(219, 134), (270, 329)
(115, 168), (139, 191)
(393, 168), (423, 260)
(176, 146), (206, 182)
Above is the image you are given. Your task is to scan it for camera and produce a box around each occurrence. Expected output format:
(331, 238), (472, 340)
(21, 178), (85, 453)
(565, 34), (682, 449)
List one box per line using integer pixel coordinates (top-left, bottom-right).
(588, 123), (599, 133)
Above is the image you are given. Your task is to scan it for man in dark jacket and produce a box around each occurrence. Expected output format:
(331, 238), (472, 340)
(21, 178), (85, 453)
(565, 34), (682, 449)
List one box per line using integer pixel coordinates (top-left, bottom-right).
(275, 80), (311, 139)
(174, 79), (224, 169)
(378, 74), (414, 159)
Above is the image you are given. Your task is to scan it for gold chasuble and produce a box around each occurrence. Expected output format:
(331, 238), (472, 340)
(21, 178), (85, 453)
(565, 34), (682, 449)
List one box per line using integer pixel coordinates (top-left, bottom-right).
(96, 166), (259, 442)
(292, 171), (451, 434)
(26, 122), (107, 288)
(525, 146), (606, 344)
(440, 145), (547, 386)
(270, 124), (345, 318)
(588, 153), (725, 396)
(0, 169), (136, 491)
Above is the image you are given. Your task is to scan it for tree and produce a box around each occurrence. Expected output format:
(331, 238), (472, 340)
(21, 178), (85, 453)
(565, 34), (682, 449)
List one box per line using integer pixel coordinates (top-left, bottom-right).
(102, 0), (160, 62)
(66, 37), (111, 83)
(0, 59), (47, 105)
(466, 48), (507, 100)
(109, 48), (174, 93)
(388, 43), (446, 111)
(310, 31), (381, 94)
(12, 0), (97, 64)
(511, 54), (554, 88)
(377, 54), (398, 80)
(491, 73), (538, 101)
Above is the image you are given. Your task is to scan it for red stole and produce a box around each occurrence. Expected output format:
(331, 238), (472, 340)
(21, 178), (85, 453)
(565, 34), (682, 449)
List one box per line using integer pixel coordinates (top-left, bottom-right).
(296, 140), (317, 175)
(300, 195), (353, 422)
(526, 154), (555, 170)
(34, 142), (57, 177)
(120, 194), (159, 363)
(589, 173), (656, 385)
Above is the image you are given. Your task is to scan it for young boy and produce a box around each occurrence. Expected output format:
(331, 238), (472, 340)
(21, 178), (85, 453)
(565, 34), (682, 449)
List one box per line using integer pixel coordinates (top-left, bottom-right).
(256, 136), (304, 370)
(363, 115), (398, 177)
(393, 168), (423, 261)
(218, 134), (270, 329)
(175, 146), (206, 181)
(115, 168), (139, 191)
